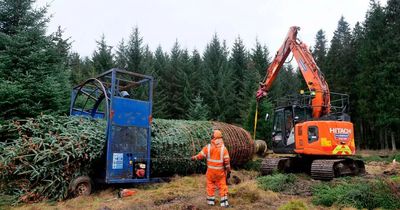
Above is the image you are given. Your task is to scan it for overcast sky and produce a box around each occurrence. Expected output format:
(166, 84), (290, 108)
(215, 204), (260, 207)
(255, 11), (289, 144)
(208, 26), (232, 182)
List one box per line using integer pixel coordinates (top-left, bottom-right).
(36, 0), (387, 58)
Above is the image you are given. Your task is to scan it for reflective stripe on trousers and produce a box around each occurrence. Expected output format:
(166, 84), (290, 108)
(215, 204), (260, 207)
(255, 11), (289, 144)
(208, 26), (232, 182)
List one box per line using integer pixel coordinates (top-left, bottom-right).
(220, 196), (229, 207)
(207, 196), (215, 205)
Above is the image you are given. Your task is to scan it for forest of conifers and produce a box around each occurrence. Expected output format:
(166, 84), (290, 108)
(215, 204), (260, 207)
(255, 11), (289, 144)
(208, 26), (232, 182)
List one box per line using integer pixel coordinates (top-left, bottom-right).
(0, 0), (398, 150)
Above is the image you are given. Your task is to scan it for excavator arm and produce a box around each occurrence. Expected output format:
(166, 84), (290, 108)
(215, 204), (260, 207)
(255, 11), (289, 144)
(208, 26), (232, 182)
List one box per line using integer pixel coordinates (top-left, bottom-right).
(256, 26), (331, 118)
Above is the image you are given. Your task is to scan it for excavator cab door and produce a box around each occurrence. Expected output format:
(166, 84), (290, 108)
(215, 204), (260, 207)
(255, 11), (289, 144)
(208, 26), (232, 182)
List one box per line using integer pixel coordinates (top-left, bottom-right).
(272, 107), (296, 153)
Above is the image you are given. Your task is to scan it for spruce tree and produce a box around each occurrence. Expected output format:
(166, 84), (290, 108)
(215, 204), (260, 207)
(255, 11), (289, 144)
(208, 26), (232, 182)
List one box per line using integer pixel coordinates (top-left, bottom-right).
(251, 40), (270, 78)
(52, 26), (71, 65)
(180, 49), (194, 117)
(91, 34), (114, 74)
(325, 16), (353, 92)
(190, 49), (203, 96)
(383, 0), (400, 149)
(230, 36), (250, 123)
(163, 41), (192, 119)
(187, 95), (210, 120)
(202, 34), (235, 122)
(0, 0), (70, 119)
(126, 27), (143, 73)
(152, 46), (169, 118)
(268, 64), (300, 99)
(243, 40), (273, 139)
(355, 1), (386, 148)
(312, 29), (327, 69)
(115, 39), (128, 69)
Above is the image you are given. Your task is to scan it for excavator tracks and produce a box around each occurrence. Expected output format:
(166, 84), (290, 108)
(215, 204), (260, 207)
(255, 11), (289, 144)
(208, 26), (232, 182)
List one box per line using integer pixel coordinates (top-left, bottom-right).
(310, 159), (341, 180)
(311, 159), (366, 180)
(260, 158), (289, 175)
(261, 157), (366, 180)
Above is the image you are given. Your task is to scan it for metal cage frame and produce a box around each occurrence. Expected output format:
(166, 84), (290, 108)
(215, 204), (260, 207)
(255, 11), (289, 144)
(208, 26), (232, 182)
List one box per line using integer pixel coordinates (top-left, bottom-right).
(70, 68), (159, 184)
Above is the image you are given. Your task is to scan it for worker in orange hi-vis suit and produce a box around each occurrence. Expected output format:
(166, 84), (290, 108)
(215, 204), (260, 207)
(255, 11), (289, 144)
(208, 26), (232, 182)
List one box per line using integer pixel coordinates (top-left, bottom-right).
(191, 130), (231, 208)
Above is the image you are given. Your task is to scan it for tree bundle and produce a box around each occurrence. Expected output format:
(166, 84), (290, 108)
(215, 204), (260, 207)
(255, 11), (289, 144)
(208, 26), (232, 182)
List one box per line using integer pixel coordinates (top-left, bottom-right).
(151, 120), (255, 176)
(0, 115), (255, 203)
(0, 115), (106, 203)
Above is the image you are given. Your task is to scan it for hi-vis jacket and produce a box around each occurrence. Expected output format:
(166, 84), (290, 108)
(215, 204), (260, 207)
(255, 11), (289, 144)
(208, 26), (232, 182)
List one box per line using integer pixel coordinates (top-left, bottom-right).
(194, 138), (230, 171)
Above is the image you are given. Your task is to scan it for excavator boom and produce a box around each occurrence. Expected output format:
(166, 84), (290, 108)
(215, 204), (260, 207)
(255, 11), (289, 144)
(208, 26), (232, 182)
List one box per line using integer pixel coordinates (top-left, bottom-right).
(256, 26), (330, 118)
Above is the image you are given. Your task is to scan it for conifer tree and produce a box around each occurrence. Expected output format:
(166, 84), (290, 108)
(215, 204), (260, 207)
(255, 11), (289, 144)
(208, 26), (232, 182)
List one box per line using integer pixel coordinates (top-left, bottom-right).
(152, 46), (169, 118)
(230, 36), (250, 123)
(126, 27), (143, 73)
(0, 0), (70, 119)
(325, 16), (353, 92)
(115, 39), (128, 69)
(355, 2), (386, 148)
(251, 40), (270, 78)
(312, 29), (327, 70)
(92, 34), (114, 74)
(382, 0), (400, 150)
(187, 95), (210, 120)
(190, 49), (203, 96)
(202, 34), (235, 122)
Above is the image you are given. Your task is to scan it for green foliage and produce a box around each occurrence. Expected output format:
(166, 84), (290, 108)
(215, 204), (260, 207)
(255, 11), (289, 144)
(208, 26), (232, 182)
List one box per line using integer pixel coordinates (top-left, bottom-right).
(152, 46), (169, 118)
(0, 0), (71, 119)
(312, 179), (400, 209)
(201, 34), (235, 122)
(0, 115), (221, 203)
(0, 115), (106, 203)
(268, 64), (301, 100)
(115, 38), (128, 69)
(257, 174), (296, 192)
(244, 99), (274, 143)
(242, 159), (262, 171)
(230, 36), (251, 124)
(164, 41), (189, 119)
(278, 200), (308, 210)
(325, 16), (354, 94)
(126, 27), (144, 73)
(355, 151), (400, 163)
(187, 95), (210, 120)
(91, 34), (114, 74)
(312, 29), (327, 70)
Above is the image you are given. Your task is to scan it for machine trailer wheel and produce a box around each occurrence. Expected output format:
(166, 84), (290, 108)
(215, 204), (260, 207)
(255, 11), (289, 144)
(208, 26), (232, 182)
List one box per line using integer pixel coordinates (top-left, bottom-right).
(69, 176), (92, 197)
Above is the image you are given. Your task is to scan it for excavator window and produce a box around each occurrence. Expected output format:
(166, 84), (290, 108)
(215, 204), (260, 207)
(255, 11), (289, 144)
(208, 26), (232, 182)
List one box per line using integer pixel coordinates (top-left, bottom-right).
(308, 126), (319, 143)
(293, 106), (312, 122)
(272, 110), (284, 142)
(284, 109), (293, 139)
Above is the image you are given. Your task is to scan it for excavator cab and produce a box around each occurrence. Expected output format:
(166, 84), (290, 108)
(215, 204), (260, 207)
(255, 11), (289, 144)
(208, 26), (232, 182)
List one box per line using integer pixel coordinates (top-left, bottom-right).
(271, 105), (312, 154)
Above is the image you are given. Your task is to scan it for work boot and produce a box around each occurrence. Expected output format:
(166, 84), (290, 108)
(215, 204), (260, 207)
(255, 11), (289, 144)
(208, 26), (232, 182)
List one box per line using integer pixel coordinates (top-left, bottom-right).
(220, 196), (229, 208)
(206, 196), (215, 206)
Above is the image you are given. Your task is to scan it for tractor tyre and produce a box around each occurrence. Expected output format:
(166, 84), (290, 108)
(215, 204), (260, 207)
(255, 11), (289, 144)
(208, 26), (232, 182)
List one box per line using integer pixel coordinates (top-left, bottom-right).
(69, 176), (93, 197)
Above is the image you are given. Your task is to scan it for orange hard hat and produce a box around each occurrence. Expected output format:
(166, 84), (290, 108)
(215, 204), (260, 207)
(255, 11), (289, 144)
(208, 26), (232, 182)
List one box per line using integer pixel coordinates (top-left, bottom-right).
(212, 130), (222, 139)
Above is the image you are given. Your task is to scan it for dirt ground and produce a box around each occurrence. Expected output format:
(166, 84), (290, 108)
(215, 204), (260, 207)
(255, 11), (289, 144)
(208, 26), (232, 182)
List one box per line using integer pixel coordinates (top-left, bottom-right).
(6, 151), (398, 210)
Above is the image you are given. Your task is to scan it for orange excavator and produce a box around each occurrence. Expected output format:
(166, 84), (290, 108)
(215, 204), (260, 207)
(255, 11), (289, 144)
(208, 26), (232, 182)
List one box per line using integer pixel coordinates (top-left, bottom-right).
(256, 26), (365, 180)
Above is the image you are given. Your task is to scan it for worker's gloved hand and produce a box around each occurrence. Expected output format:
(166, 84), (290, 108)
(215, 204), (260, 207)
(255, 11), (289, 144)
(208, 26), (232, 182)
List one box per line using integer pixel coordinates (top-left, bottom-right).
(191, 156), (196, 161)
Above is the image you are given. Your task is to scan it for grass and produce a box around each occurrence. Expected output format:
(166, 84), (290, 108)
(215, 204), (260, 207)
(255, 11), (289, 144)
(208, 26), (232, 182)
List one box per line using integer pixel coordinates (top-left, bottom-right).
(242, 158), (262, 171)
(230, 180), (280, 207)
(356, 150), (400, 163)
(278, 200), (308, 210)
(312, 178), (400, 209)
(256, 174), (296, 192)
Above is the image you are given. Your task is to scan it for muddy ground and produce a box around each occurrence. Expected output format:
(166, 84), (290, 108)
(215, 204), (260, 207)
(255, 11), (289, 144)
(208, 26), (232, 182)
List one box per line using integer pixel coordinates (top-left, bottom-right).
(5, 150), (399, 210)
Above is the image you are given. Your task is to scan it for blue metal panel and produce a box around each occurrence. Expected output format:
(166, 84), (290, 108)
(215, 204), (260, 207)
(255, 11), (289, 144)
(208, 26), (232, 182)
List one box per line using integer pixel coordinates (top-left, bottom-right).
(71, 109), (105, 119)
(111, 97), (150, 127)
